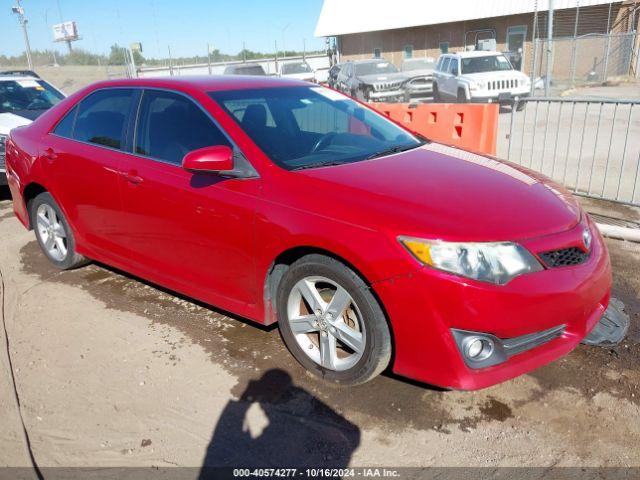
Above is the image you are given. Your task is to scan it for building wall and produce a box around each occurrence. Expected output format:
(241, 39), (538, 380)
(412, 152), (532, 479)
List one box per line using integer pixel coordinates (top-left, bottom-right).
(337, 2), (635, 76)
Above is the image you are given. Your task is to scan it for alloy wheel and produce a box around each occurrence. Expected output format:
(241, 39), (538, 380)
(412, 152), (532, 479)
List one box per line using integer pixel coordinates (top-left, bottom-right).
(286, 276), (366, 371)
(36, 203), (68, 262)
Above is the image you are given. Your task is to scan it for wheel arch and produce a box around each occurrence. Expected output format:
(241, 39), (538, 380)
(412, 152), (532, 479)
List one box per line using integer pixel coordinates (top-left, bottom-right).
(262, 245), (396, 356)
(22, 182), (48, 229)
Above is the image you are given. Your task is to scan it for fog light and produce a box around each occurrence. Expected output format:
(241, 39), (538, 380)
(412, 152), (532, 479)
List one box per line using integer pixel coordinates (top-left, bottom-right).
(463, 337), (494, 362)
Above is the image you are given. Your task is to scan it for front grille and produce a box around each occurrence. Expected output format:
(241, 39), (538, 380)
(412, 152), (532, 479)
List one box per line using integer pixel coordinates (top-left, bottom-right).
(373, 81), (402, 92)
(488, 79), (518, 91)
(539, 247), (589, 268)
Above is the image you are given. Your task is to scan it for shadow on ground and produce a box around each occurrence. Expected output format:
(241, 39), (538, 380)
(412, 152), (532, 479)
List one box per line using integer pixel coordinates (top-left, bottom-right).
(198, 369), (359, 477)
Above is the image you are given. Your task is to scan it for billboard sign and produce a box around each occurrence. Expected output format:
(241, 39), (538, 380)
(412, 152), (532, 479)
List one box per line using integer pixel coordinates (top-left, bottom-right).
(53, 21), (79, 42)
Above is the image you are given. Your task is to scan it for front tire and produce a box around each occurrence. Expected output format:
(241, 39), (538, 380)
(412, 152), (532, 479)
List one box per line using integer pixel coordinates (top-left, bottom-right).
(277, 254), (392, 386)
(30, 192), (88, 270)
(457, 88), (467, 103)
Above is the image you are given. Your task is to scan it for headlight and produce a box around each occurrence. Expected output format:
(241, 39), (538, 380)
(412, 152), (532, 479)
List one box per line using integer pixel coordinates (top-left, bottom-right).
(469, 80), (486, 91)
(399, 237), (543, 285)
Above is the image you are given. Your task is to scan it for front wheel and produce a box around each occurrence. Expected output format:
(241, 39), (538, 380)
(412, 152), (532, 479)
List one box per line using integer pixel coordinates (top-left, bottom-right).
(30, 192), (88, 270)
(277, 254), (392, 386)
(457, 89), (467, 103)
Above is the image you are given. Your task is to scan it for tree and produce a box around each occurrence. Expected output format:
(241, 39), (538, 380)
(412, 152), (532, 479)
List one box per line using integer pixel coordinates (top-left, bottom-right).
(108, 43), (144, 66)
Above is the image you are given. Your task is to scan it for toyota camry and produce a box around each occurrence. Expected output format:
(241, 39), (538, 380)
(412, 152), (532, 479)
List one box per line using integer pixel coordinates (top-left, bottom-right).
(4, 76), (611, 389)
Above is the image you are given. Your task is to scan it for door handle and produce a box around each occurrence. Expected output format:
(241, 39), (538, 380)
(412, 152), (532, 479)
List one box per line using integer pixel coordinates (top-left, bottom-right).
(44, 147), (57, 161)
(121, 171), (143, 185)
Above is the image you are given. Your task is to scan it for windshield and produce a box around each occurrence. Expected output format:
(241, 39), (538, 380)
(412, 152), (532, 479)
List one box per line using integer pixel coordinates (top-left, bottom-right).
(461, 55), (513, 74)
(209, 86), (423, 170)
(282, 63), (312, 74)
(0, 79), (64, 113)
(227, 65), (265, 75)
(402, 59), (436, 71)
(355, 61), (398, 76)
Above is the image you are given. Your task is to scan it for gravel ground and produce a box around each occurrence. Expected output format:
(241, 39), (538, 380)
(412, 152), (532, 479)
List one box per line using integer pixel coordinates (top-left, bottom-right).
(0, 187), (639, 476)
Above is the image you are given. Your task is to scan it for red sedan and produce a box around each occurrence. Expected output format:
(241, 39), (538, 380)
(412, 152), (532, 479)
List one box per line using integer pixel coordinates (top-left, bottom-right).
(4, 77), (611, 389)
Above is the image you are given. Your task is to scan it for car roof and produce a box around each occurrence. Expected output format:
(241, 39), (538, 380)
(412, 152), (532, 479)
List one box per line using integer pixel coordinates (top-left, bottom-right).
(402, 58), (436, 63)
(446, 51), (502, 58)
(77, 75), (311, 93)
(351, 59), (391, 64)
(225, 64), (264, 70)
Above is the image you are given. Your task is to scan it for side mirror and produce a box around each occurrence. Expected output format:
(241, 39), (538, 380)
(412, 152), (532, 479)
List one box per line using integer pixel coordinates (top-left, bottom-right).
(182, 145), (234, 173)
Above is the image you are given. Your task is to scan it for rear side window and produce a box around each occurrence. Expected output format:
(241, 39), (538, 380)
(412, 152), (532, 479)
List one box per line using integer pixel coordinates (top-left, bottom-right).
(135, 89), (230, 165)
(73, 89), (134, 150)
(53, 105), (78, 138)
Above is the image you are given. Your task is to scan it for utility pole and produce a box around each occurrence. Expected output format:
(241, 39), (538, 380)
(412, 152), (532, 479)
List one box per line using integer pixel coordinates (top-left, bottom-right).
(56, 0), (72, 53)
(168, 45), (174, 76)
(545, 0), (555, 96)
(207, 43), (212, 75)
(12, 0), (33, 69)
(530, 0), (539, 95)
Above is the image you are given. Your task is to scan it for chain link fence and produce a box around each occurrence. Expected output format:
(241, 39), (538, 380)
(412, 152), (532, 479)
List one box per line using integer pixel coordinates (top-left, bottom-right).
(531, 32), (637, 87)
(527, 1), (639, 88)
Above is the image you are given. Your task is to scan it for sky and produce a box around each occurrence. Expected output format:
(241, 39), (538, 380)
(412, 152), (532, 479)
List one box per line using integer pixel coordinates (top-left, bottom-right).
(1, 0), (327, 58)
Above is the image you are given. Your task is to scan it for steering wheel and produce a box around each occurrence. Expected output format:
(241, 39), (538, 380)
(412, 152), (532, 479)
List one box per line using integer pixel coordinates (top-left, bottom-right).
(311, 132), (338, 153)
(26, 98), (47, 110)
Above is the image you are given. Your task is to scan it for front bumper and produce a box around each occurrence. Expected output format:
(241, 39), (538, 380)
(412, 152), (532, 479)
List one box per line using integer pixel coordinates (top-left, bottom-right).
(368, 89), (405, 102)
(373, 219), (612, 390)
(470, 90), (530, 105)
(407, 84), (434, 97)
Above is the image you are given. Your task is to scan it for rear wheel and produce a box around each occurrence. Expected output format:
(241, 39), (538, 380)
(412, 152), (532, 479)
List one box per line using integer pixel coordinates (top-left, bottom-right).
(30, 192), (88, 270)
(433, 83), (440, 102)
(277, 254), (392, 386)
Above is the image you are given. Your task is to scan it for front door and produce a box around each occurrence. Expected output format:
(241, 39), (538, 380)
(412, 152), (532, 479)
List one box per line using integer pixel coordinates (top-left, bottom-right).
(117, 89), (260, 310)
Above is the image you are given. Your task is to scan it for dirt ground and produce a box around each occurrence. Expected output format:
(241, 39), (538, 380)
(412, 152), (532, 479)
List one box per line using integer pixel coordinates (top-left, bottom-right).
(0, 186), (639, 476)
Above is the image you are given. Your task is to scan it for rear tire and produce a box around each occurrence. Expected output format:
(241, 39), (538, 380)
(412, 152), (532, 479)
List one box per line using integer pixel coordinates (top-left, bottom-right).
(30, 192), (88, 270)
(433, 84), (440, 102)
(276, 254), (392, 386)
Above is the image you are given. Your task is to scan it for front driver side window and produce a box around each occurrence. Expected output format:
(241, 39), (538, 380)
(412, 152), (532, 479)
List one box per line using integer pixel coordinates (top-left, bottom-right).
(135, 89), (230, 165)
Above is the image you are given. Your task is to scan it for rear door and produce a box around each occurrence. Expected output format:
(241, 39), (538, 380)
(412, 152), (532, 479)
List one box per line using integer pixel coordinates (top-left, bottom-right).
(44, 88), (137, 260)
(116, 88), (260, 309)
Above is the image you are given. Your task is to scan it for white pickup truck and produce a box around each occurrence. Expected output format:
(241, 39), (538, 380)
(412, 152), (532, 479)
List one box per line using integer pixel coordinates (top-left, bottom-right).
(432, 51), (531, 109)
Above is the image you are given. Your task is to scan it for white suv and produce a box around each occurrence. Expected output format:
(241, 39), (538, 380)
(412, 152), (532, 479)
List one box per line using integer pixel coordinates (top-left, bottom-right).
(0, 70), (65, 185)
(433, 51), (530, 109)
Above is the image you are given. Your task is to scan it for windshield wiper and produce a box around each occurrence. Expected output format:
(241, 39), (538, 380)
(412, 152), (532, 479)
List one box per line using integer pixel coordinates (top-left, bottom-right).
(365, 142), (424, 160)
(290, 160), (349, 171)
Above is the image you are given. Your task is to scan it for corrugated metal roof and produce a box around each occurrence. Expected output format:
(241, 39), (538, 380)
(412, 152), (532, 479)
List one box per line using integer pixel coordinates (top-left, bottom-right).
(314, 0), (619, 37)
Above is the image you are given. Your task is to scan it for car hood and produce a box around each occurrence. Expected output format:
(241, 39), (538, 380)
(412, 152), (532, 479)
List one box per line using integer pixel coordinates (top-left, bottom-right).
(295, 143), (581, 242)
(358, 72), (408, 84)
(404, 69), (435, 79)
(463, 70), (528, 82)
(0, 111), (34, 135)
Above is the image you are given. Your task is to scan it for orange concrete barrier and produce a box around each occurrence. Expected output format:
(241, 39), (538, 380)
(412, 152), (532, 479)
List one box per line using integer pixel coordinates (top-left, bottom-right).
(370, 102), (499, 156)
